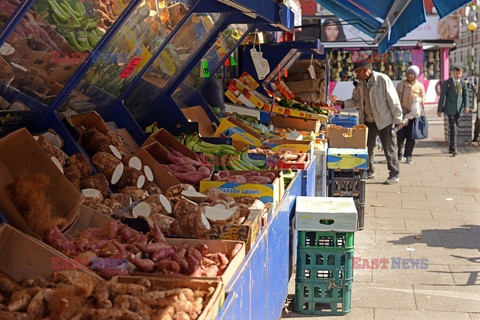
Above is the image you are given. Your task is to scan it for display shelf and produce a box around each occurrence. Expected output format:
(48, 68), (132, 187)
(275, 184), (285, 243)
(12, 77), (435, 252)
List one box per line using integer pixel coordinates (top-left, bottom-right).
(218, 169), (302, 320)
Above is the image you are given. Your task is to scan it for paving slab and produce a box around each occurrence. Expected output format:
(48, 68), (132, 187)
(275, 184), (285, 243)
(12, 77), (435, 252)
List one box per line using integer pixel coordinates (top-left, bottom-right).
(351, 282), (416, 309)
(448, 265), (480, 286)
(373, 207), (433, 219)
(371, 263), (455, 285)
(374, 309), (471, 320)
(414, 284), (480, 312)
(365, 217), (406, 231)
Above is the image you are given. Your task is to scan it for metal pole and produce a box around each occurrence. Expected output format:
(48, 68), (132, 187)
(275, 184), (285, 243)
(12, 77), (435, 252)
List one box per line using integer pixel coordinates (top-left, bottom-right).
(471, 30), (475, 75)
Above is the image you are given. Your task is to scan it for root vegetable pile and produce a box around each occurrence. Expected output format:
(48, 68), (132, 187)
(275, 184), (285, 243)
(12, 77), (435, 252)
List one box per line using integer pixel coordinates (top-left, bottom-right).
(0, 271), (216, 320)
(162, 147), (213, 185)
(212, 170), (277, 184)
(44, 220), (243, 280)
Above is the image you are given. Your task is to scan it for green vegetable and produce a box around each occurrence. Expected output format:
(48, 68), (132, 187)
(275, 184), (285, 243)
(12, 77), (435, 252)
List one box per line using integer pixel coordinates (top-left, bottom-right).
(48, 0), (69, 22)
(65, 30), (89, 52)
(61, 0), (83, 18)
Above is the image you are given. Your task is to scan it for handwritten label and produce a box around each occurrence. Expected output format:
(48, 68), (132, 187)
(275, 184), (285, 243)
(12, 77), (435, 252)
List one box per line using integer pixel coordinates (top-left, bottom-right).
(119, 57), (142, 78)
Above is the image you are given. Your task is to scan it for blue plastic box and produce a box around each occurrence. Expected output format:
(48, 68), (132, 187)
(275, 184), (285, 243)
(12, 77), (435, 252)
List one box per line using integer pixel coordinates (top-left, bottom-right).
(327, 148), (368, 170)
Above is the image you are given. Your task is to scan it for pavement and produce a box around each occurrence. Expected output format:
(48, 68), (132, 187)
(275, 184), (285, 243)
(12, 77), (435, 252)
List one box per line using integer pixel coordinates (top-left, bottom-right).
(282, 104), (480, 319)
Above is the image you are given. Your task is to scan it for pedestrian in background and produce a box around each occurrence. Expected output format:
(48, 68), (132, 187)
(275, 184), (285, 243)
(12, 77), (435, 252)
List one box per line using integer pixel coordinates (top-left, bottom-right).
(396, 65), (426, 164)
(333, 63), (404, 185)
(437, 66), (470, 156)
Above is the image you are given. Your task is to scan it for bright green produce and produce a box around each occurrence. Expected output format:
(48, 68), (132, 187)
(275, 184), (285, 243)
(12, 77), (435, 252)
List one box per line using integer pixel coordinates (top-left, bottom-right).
(282, 169), (296, 186)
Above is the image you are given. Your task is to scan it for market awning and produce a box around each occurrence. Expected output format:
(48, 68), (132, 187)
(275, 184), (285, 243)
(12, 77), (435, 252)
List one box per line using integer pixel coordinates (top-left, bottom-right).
(314, 0), (473, 53)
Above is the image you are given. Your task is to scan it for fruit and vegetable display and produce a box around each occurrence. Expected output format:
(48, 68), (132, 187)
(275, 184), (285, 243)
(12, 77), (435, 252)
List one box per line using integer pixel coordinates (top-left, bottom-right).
(230, 112), (270, 136)
(0, 270), (220, 320)
(178, 133), (265, 171)
(45, 218), (243, 280)
(278, 98), (329, 115)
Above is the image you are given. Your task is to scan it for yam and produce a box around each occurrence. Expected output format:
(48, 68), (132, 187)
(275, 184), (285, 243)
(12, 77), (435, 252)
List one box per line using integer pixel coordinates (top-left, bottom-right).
(99, 144), (123, 160)
(106, 130), (126, 153)
(64, 168), (81, 190)
(81, 188), (103, 202)
(143, 165), (154, 182)
(83, 199), (115, 216)
(180, 190), (208, 203)
(64, 153), (93, 179)
(148, 213), (175, 235)
(0, 55), (14, 83)
(116, 167), (146, 189)
(132, 201), (154, 218)
(102, 199), (126, 213)
(80, 174), (109, 198)
(123, 154), (142, 170)
(35, 135), (66, 166)
(173, 197), (200, 218)
(145, 194), (172, 216)
(143, 180), (161, 195)
(92, 151), (124, 184)
(169, 212), (210, 238)
(165, 184), (195, 205)
(118, 187), (149, 202)
(108, 193), (133, 207)
(0, 274), (18, 295)
(80, 129), (111, 156)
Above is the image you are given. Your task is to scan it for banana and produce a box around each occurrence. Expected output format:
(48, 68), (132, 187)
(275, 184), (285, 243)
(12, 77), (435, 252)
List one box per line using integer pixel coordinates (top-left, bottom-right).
(185, 140), (197, 150)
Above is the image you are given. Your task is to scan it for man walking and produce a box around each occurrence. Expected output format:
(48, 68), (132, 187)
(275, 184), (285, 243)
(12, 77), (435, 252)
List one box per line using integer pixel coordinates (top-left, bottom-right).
(437, 66), (470, 156)
(334, 63), (405, 185)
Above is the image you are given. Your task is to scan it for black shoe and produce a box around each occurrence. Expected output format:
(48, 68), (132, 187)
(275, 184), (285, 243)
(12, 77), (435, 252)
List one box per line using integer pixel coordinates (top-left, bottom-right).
(452, 151), (457, 157)
(398, 154), (403, 161)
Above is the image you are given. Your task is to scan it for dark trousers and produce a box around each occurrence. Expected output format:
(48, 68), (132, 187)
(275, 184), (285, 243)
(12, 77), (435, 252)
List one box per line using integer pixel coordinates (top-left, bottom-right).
(365, 121), (400, 178)
(397, 120), (415, 157)
(447, 115), (458, 152)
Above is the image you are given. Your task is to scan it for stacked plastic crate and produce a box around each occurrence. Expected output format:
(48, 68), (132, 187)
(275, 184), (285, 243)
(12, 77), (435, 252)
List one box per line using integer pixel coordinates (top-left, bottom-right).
(444, 113), (473, 147)
(329, 115), (358, 128)
(326, 148), (368, 230)
(295, 197), (358, 315)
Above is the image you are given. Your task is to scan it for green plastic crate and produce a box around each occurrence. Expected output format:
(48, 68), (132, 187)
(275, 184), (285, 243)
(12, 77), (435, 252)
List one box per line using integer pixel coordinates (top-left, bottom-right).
(298, 231), (354, 250)
(296, 247), (353, 281)
(294, 278), (352, 315)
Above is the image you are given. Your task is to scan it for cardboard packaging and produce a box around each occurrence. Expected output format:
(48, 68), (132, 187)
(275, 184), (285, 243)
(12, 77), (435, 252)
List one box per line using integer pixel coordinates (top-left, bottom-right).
(208, 207), (263, 251)
(295, 197), (358, 232)
(136, 142), (181, 193)
(271, 115), (321, 133)
(326, 124), (368, 148)
(239, 71), (259, 90)
(114, 277), (224, 320)
(264, 139), (314, 157)
(144, 128), (199, 160)
(214, 117), (263, 147)
(181, 105), (217, 137)
(327, 148), (368, 170)
(0, 224), (101, 282)
(0, 128), (82, 237)
(199, 170), (284, 206)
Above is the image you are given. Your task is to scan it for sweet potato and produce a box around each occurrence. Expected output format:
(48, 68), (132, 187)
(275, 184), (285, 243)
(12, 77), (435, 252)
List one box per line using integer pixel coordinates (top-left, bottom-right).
(136, 242), (171, 254)
(0, 273), (18, 295)
(129, 257), (155, 273)
(80, 174), (109, 197)
(219, 175), (247, 183)
(97, 267), (129, 280)
(173, 172), (205, 185)
(151, 248), (176, 262)
(117, 225), (135, 242)
(64, 153), (93, 179)
(7, 287), (41, 312)
(245, 176), (272, 184)
(149, 223), (166, 243)
(45, 226), (80, 257)
(155, 260), (181, 275)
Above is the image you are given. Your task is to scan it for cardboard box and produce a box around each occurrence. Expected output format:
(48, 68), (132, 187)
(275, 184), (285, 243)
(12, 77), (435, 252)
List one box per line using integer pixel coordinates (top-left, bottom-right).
(273, 153), (310, 170)
(163, 238), (245, 286)
(264, 139), (313, 156)
(263, 103), (286, 115)
(327, 148), (368, 170)
(115, 277), (224, 320)
(66, 111), (110, 136)
(144, 128), (199, 160)
(272, 115), (321, 133)
(199, 170), (284, 206)
(0, 224), (101, 282)
(282, 107), (308, 119)
(208, 207), (263, 251)
(295, 197), (357, 232)
(136, 142), (181, 193)
(326, 124), (368, 148)
(181, 105), (217, 137)
(239, 71), (259, 90)
(0, 128), (82, 237)
(214, 117), (263, 147)
(225, 89), (243, 105)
